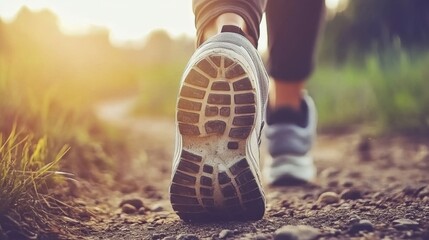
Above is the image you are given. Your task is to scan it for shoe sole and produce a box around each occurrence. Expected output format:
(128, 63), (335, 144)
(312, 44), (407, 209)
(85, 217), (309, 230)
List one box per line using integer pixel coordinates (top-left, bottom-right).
(170, 50), (265, 221)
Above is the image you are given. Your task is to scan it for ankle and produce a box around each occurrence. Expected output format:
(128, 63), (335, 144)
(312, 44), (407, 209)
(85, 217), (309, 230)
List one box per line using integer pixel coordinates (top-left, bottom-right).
(269, 80), (306, 111)
(201, 13), (255, 45)
(267, 102), (308, 127)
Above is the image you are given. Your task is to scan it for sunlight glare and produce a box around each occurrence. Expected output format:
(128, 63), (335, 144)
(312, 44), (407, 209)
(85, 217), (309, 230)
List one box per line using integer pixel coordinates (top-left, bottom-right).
(0, 0), (195, 46)
(325, 0), (341, 10)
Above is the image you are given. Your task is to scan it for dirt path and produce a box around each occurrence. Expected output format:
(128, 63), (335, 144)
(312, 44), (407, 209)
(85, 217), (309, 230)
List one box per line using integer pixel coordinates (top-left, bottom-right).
(75, 99), (429, 240)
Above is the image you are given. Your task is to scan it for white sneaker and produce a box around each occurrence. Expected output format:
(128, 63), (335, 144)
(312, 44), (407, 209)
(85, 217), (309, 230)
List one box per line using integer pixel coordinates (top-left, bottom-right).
(170, 26), (269, 221)
(264, 93), (317, 186)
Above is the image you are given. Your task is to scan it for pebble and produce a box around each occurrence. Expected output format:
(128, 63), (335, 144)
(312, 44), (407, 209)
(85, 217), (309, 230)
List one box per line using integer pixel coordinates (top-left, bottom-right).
(348, 215), (361, 225)
(151, 204), (165, 212)
(348, 219), (374, 234)
(274, 225), (320, 240)
(272, 211), (286, 217)
(219, 229), (234, 239)
(418, 187), (429, 198)
(119, 198), (144, 210)
(138, 207), (146, 215)
(121, 204), (137, 214)
(317, 192), (340, 205)
(177, 234), (199, 240)
(403, 186), (417, 196)
(340, 188), (363, 200)
(392, 218), (419, 230)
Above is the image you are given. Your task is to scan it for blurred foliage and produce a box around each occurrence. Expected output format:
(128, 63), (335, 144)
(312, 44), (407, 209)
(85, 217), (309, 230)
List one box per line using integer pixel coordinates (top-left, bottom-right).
(313, 0), (429, 134)
(1, 8), (114, 182)
(0, 7), (194, 182)
(321, 0), (429, 62)
(310, 48), (429, 135)
(366, 49), (429, 134)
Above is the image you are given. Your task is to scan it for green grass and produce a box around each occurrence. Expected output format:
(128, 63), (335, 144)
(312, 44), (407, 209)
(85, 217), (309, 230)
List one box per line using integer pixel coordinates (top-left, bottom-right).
(0, 56), (126, 181)
(309, 48), (429, 134)
(309, 64), (376, 130)
(0, 38), (130, 237)
(367, 50), (429, 134)
(129, 49), (429, 135)
(0, 126), (69, 237)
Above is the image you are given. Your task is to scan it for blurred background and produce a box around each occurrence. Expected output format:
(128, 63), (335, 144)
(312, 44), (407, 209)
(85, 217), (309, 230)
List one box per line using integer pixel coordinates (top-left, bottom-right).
(0, 1), (428, 236)
(0, 0), (429, 179)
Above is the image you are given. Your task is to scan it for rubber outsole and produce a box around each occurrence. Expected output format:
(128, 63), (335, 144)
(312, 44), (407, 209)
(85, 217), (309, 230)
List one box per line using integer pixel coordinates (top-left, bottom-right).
(170, 52), (265, 222)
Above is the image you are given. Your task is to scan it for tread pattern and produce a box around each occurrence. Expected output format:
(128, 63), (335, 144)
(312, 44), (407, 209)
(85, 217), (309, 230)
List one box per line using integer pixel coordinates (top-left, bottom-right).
(171, 54), (265, 221)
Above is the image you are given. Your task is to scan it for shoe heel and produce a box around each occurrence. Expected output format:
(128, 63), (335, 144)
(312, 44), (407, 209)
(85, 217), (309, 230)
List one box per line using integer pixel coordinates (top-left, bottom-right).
(171, 52), (265, 221)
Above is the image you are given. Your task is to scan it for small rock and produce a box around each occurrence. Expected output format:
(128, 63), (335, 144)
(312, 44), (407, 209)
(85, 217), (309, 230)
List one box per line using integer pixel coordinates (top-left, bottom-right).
(340, 188), (363, 200)
(348, 219), (374, 234)
(310, 204), (319, 210)
(121, 203), (137, 214)
(119, 198), (144, 210)
(151, 204), (164, 212)
(317, 192), (340, 205)
(403, 186), (417, 196)
(272, 211), (286, 217)
(348, 215), (361, 225)
(177, 234), (199, 240)
(418, 187), (429, 198)
(138, 207), (146, 215)
(155, 219), (164, 225)
(275, 225), (320, 240)
(392, 218), (419, 230)
(219, 229), (234, 239)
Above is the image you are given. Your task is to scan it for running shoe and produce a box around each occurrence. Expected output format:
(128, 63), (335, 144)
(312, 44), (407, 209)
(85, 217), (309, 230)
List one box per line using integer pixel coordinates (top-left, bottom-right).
(169, 26), (269, 221)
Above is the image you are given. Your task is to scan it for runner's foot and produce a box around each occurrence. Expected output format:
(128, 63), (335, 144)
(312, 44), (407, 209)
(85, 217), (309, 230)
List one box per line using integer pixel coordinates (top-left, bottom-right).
(170, 26), (269, 221)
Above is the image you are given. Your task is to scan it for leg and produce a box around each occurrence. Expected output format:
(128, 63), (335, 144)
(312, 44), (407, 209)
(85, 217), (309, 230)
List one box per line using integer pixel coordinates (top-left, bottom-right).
(266, 0), (325, 110)
(192, 0), (266, 47)
(264, 0), (325, 185)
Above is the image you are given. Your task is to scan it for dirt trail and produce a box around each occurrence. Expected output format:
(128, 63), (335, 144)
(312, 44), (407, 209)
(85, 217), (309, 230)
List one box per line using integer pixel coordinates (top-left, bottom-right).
(75, 99), (429, 240)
